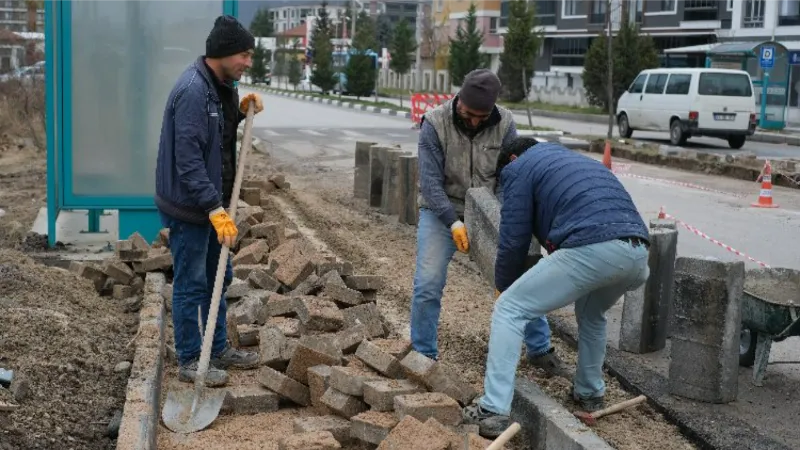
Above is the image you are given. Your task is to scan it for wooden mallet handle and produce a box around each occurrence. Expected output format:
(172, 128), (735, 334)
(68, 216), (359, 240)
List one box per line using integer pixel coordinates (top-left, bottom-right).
(593, 395), (648, 419)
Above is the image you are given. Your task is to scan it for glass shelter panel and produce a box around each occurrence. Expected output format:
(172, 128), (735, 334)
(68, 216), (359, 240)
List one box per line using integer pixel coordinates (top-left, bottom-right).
(69, 1), (224, 197)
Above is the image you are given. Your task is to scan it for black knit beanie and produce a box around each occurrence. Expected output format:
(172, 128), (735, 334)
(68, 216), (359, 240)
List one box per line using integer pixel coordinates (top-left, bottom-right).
(206, 15), (255, 58)
(459, 69), (501, 112)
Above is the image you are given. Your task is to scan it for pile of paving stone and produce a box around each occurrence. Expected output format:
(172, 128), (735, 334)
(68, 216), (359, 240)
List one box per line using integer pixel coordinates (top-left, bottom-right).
(72, 175), (496, 448)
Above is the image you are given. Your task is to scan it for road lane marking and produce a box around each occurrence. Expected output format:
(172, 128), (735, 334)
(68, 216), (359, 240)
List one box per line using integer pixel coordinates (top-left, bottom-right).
(262, 130), (280, 136)
(340, 130), (366, 137)
(299, 129), (325, 136)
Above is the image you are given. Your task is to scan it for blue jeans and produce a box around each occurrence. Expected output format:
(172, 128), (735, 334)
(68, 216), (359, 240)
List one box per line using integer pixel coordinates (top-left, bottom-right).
(410, 208), (553, 360)
(160, 212), (233, 366)
(479, 239), (650, 415)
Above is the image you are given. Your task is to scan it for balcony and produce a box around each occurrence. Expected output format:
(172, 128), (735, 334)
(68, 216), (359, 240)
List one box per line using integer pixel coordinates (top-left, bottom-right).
(538, 14), (556, 26)
(589, 13), (606, 24)
(778, 14), (800, 27)
(683, 0), (718, 21)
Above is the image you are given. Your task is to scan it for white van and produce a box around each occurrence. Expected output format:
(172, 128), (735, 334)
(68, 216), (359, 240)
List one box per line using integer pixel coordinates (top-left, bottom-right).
(616, 68), (757, 149)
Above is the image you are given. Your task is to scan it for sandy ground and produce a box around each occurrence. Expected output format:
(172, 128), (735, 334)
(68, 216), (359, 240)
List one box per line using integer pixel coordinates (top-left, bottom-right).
(0, 141), (136, 449)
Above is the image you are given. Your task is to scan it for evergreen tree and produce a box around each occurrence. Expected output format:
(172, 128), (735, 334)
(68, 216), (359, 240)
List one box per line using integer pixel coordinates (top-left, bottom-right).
(448, 2), (484, 87)
(288, 39), (303, 89)
(375, 15), (394, 50)
(344, 11), (378, 98)
(389, 19), (416, 106)
(310, 0), (336, 93)
(582, 14), (659, 111)
(250, 8), (273, 37)
(498, 0), (541, 103)
(249, 40), (268, 83)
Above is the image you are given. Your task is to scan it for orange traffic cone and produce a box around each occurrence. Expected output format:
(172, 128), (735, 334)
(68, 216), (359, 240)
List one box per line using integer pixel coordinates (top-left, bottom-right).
(657, 206), (666, 219)
(602, 140), (612, 169)
(752, 160), (779, 208)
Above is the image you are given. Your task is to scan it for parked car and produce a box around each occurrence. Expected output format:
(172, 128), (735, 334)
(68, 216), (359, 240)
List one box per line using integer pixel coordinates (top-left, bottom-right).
(251, 70), (271, 86)
(616, 68), (757, 149)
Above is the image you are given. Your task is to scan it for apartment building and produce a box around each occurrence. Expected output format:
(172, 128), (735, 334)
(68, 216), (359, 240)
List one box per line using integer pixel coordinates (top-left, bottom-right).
(269, 3), (351, 34)
(0, 0), (43, 33)
(433, 0), (504, 70)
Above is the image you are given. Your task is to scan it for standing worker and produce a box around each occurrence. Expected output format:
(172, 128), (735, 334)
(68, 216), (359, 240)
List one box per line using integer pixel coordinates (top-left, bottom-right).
(463, 137), (650, 438)
(154, 15), (264, 387)
(411, 69), (567, 378)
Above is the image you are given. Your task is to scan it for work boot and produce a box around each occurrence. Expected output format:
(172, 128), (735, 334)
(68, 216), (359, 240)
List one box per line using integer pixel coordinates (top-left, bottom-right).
(527, 347), (571, 379)
(178, 359), (229, 387)
(210, 343), (259, 370)
(571, 387), (605, 412)
(462, 403), (510, 439)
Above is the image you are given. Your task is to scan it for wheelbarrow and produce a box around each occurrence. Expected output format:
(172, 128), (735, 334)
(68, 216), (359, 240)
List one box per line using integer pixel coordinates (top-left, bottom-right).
(739, 267), (800, 386)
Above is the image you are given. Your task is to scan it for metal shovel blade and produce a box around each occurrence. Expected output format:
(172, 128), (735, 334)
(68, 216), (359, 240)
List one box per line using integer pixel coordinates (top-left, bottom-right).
(161, 387), (227, 433)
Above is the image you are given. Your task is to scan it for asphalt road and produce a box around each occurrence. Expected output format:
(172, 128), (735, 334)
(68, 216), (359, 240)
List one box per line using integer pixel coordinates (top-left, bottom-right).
(246, 88), (800, 445)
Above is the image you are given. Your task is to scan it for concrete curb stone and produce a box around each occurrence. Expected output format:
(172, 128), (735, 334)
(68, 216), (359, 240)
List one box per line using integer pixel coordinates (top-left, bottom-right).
(546, 314), (793, 450)
(242, 84), (413, 120)
(116, 272), (167, 450)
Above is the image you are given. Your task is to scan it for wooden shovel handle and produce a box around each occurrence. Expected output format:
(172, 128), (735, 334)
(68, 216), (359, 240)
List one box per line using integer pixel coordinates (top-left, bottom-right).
(486, 422), (521, 450)
(593, 395), (648, 419)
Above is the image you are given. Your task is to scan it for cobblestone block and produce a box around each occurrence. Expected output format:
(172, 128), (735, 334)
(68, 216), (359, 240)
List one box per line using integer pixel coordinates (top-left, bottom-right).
(350, 411), (398, 445)
(363, 379), (425, 412)
(342, 303), (384, 339)
(233, 240), (269, 266)
(221, 384), (279, 415)
(294, 415), (352, 444)
(329, 365), (385, 396)
(320, 387), (368, 419)
(355, 340), (403, 378)
(257, 366), (310, 406)
(376, 415), (450, 450)
(394, 392), (462, 426)
(343, 275), (385, 291)
(308, 365), (333, 411)
(286, 336), (343, 384)
(278, 431), (341, 450)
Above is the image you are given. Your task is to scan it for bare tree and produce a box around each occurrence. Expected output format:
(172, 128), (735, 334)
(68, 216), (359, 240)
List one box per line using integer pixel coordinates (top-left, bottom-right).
(419, 10), (449, 92)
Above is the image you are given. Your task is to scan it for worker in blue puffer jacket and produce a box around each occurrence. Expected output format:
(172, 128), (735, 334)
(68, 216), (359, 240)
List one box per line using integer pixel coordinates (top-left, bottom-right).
(463, 137), (651, 438)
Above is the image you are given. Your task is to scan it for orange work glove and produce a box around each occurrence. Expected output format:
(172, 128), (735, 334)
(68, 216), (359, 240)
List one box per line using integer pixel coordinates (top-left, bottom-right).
(451, 220), (469, 253)
(208, 207), (238, 248)
(494, 289), (501, 299)
(239, 93), (263, 114)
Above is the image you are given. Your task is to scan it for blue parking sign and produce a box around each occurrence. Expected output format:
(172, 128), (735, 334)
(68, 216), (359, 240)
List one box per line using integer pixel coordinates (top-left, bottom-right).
(760, 46), (775, 69)
(790, 51), (800, 65)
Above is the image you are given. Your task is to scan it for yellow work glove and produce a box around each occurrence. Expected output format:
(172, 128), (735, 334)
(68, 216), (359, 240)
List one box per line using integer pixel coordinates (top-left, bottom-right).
(494, 289), (501, 299)
(451, 220), (469, 254)
(209, 207), (238, 248)
(239, 93), (264, 114)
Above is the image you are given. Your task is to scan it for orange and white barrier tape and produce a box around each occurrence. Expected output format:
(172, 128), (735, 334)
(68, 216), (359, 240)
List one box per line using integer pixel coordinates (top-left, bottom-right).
(614, 170), (746, 198)
(410, 93), (453, 126)
(657, 207), (770, 268)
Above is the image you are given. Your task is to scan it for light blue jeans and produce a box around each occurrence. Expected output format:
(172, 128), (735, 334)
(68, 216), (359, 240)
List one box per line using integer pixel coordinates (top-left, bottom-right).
(479, 238), (650, 415)
(410, 208), (553, 360)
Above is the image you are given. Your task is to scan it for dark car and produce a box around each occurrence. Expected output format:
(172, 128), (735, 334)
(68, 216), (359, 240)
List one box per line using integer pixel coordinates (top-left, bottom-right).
(251, 70), (271, 86)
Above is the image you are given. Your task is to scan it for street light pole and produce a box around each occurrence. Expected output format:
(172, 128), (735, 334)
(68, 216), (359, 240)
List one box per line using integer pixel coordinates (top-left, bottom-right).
(350, 0), (357, 44)
(414, 1), (423, 92)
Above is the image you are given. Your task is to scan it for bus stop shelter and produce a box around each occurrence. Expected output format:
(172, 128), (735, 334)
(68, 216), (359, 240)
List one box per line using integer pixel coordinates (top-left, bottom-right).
(43, 0), (238, 248)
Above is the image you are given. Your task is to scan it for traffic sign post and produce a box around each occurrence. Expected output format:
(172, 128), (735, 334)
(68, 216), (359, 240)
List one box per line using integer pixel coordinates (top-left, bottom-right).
(761, 46), (775, 69)
(759, 46), (775, 128)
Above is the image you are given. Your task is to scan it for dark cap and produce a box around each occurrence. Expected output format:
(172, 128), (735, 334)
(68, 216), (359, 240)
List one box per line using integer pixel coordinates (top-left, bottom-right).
(458, 69), (501, 112)
(206, 15), (255, 59)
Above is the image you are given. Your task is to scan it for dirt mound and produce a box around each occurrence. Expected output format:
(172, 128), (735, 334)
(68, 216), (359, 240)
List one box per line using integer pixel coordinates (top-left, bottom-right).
(0, 249), (136, 449)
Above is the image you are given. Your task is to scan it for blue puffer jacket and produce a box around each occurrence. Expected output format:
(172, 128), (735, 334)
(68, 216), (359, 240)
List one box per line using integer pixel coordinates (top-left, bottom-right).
(494, 142), (649, 292)
(154, 57), (227, 225)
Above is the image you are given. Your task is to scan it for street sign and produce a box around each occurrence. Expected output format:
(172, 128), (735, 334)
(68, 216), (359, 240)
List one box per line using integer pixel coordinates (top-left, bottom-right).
(790, 51), (800, 65)
(760, 46), (775, 69)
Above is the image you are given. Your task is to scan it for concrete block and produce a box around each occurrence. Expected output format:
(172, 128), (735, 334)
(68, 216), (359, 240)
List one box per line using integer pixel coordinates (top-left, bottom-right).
(231, 295), (266, 325)
(259, 326), (287, 367)
(423, 418), (480, 450)
(227, 311), (240, 348)
(376, 415), (450, 450)
(268, 316), (302, 337)
(324, 283), (364, 307)
(399, 351), (478, 406)
(343, 275), (385, 291)
(334, 324), (368, 353)
(266, 295), (305, 318)
(69, 261), (108, 292)
(350, 411), (398, 445)
(394, 392), (461, 426)
(650, 218), (677, 230)
(239, 204), (265, 222)
(300, 297), (345, 332)
(511, 379), (612, 449)
(221, 384), (279, 415)
(233, 264), (269, 280)
(103, 260), (136, 284)
(620, 228), (678, 354)
(354, 141), (377, 199)
(286, 336), (343, 384)
(140, 249), (173, 272)
(464, 187), (542, 288)
(308, 365), (333, 410)
(248, 268), (281, 291)
(233, 240), (269, 266)
(398, 155), (420, 225)
(115, 239), (149, 262)
(237, 324), (260, 346)
(369, 145), (391, 208)
(342, 303), (385, 339)
(113, 284), (134, 299)
(669, 257), (744, 404)
(294, 415), (352, 444)
(320, 387), (369, 418)
(278, 431), (341, 450)
(226, 280), (251, 300)
(329, 365), (384, 396)
(363, 379), (425, 412)
(241, 187), (261, 206)
(270, 241), (316, 289)
(381, 150), (411, 215)
(257, 366), (311, 406)
(355, 340), (404, 378)
(251, 222), (285, 249)
(291, 273), (323, 296)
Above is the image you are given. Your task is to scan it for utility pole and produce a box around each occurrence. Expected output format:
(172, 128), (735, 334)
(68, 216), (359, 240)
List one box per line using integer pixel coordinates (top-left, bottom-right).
(350, 0), (357, 46)
(414, 1), (423, 92)
(606, 0), (614, 140)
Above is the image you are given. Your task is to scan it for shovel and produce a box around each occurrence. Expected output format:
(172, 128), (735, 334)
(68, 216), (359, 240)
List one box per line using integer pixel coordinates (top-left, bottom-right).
(162, 101), (256, 433)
